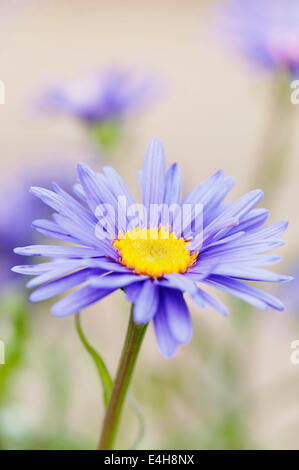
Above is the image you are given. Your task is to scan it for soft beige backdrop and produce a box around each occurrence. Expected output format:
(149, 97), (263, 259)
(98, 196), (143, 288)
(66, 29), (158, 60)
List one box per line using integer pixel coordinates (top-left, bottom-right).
(0, 0), (299, 449)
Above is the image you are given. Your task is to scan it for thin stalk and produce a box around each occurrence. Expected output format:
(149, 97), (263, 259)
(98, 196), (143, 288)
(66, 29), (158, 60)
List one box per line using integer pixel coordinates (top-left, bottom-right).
(98, 308), (147, 450)
(254, 74), (296, 205)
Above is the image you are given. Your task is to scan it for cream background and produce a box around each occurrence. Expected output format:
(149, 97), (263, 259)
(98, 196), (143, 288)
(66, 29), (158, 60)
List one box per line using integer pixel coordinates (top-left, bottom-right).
(0, 0), (299, 449)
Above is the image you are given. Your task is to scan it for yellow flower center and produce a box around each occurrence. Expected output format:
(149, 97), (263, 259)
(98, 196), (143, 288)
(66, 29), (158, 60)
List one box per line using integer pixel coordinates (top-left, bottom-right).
(113, 227), (198, 279)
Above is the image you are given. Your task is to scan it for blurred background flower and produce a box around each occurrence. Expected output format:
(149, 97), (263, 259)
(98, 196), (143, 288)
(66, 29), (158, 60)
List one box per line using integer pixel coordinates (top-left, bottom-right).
(0, 159), (75, 293)
(218, 0), (299, 76)
(38, 68), (163, 151)
(280, 262), (299, 313)
(214, 0), (299, 206)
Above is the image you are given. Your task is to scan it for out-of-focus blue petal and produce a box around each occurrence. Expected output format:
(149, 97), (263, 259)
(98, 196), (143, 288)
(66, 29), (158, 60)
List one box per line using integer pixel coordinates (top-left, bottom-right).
(217, 0), (299, 76)
(38, 68), (162, 123)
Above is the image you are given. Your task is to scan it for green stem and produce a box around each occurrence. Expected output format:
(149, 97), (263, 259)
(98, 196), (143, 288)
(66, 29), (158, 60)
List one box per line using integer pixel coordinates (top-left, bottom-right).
(254, 74), (296, 205)
(75, 313), (113, 408)
(98, 307), (147, 450)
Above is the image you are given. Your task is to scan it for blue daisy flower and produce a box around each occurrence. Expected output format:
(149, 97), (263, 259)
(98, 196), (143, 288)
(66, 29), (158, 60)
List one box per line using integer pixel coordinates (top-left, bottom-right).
(12, 139), (291, 357)
(218, 0), (299, 76)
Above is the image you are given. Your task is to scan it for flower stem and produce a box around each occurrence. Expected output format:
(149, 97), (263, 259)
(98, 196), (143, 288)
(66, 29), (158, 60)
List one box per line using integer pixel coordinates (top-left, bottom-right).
(98, 307), (147, 450)
(254, 74), (295, 206)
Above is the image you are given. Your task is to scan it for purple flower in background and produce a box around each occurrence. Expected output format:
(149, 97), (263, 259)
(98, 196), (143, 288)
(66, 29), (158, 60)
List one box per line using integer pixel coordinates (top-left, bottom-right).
(38, 68), (161, 124)
(280, 262), (299, 312)
(0, 159), (74, 292)
(13, 139), (291, 357)
(218, 0), (299, 76)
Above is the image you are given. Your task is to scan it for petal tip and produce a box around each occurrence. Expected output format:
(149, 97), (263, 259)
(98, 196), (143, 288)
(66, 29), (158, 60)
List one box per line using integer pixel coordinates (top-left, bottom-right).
(28, 291), (39, 302)
(283, 275), (294, 282)
(50, 304), (63, 317)
(159, 347), (178, 359)
(77, 162), (91, 177)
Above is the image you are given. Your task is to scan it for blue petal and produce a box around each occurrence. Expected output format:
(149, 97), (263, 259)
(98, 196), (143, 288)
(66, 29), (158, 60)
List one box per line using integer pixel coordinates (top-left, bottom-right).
(26, 259), (95, 288)
(85, 258), (131, 273)
(210, 265), (292, 282)
(163, 163), (182, 205)
(211, 189), (264, 227)
(153, 300), (178, 358)
(52, 183), (96, 223)
(12, 262), (61, 275)
(199, 231), (244, 251)
(203, 176), (236, 220)
(183, 169), (224, 206)
(205, 275), (285, 311)
(192, 219), (240, 253)
(30, 186), (101, 242)
(76, 163), (106, 211)
(163, 288), (192, 344)
(199, 217), (239, 248)
(90, 273), (148, 289)
(102, 166), (135, 207)
(192, 286), (229, 315)
(133, 280), (159, 324)
(32, 219), (84, 246)
(141, 138), (165, 217)
(51, 285), (115, 317)
(227, 208), (269, 236)
(189, 289), (205, 308)
(30, 186), (96, 226)
(51, 213), (111, 251)
(199, 238), (284, 260)
(72, 182), (86, 202)
(102, 166), (139, 233)
(246, 220), (288, 240)
(28, 185), (114, 256)
(77, 164), (119, 236)
(160, 273), (197, 294)
(14, 245), (105, 258)
(125, 281), (144, 303)
(23, 257), (129, 276)
(186, 261), (218, 281)
(29, 268), (97, 302)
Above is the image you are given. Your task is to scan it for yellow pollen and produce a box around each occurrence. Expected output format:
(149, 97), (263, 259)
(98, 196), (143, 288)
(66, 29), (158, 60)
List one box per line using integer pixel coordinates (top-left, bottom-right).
(113, 227), (198, 279)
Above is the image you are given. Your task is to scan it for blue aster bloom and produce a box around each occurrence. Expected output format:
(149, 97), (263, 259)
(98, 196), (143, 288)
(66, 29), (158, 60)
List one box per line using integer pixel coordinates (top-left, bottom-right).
(38, 68), (161, 124)
(12, 139), (291, 357)
(218, 0), (299, 76)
